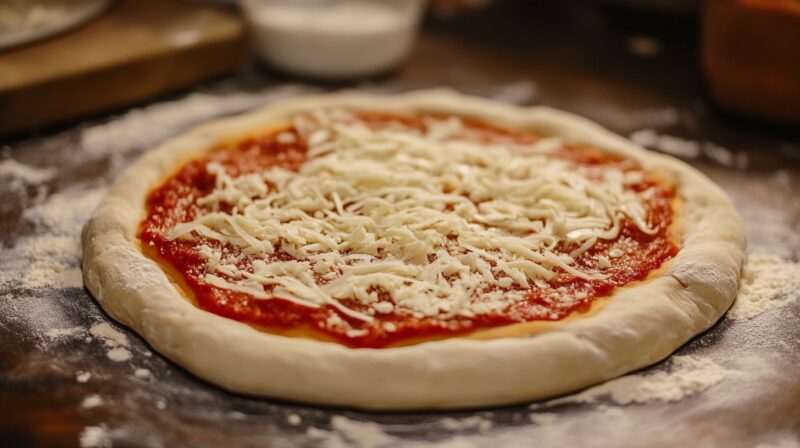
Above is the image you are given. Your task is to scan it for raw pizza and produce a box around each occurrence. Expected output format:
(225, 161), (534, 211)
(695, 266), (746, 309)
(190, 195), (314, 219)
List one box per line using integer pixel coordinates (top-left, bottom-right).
(82, 90), (745, 409)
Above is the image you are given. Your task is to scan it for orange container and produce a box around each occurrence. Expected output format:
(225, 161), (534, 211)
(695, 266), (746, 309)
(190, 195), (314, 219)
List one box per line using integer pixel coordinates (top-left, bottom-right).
(702, 0), (800, 126)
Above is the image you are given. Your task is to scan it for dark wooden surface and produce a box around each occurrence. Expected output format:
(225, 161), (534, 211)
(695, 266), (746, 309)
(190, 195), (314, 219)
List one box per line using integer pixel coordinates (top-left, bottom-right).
(0, 0), (245, 135)
(1, 2), (798, 447)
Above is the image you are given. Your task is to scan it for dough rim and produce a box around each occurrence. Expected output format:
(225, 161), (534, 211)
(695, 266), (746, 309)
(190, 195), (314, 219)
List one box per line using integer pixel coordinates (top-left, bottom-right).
(81, 89), (746, 410)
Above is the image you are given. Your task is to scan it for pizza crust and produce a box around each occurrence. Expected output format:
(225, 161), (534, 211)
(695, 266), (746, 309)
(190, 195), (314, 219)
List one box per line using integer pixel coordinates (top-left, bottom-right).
(82, 90), (745, 409)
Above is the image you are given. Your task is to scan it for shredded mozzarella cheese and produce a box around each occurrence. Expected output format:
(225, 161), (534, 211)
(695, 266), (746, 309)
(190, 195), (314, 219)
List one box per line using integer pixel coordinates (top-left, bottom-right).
(168, 110), (658, 323)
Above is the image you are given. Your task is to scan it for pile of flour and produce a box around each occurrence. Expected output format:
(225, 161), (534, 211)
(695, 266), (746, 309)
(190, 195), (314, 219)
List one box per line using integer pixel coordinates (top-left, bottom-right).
(729, 254), (800, 320)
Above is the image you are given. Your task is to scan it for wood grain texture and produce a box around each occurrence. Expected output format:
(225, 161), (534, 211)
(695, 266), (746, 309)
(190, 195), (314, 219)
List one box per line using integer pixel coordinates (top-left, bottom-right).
(0, 0), (245, 135)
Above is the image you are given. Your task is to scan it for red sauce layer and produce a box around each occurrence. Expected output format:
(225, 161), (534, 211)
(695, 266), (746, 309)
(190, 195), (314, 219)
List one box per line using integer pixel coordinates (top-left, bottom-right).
(139, 113), (677, 348)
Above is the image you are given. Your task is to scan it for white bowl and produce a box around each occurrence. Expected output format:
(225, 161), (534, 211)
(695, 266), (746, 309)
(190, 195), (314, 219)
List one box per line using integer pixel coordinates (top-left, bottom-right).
(240, 0), (426, 80)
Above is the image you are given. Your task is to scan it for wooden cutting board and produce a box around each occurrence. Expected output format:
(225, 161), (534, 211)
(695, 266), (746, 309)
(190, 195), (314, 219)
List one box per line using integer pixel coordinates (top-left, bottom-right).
(0, 0), (246, 135)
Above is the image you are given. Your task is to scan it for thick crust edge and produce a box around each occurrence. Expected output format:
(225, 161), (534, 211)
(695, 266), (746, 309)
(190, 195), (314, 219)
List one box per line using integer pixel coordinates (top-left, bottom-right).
(81, 89), (745, 410)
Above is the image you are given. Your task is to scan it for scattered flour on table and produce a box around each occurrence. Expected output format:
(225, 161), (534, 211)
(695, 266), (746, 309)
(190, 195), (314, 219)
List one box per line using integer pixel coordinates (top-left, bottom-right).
(23, 261), (83, 288)
(630, 129), (700, 159)
(81, 394), (103, 409)
(483, 81), (537, 105)
(0, 186), (106, 289)
(331, 416), (396, 448)
(305, 415), (493, 448)
(308, 416), (396, 448)
(134, 368), (152, 379)
(424, 440), (478, 448)
(703, 141), (740, 167)
(0, 184), (109, 359)
(629, 129), (747, 168)
(440, 416), (493, 432)
(89, 323), (128, 347)
(89, 323), (132, 362)
(728, 253), (800, 320)
(45, 327), (83, 339)
(76, 371), (91, 383)
(729, 178), (800, 260)
(80, 84), (313, 160)
(535, 355), (731, 407)
(22, 236), (82, 259)
(595, 404), (626, 418)
(0, 157), (55, 208)
(307, 427), (349, 448)
(357, 81), (538, 107)
(79, 425), (111, 448)
(22, 187), (107, 236)
(106, 347), (132, 362)
(287, 413), (302, 426)
(529, 412), (559, 424)
(0, 157), (55, 186)
(585, 105), (681, 133)
(228, 411), (247, 420)
(755, 437), (800, 448)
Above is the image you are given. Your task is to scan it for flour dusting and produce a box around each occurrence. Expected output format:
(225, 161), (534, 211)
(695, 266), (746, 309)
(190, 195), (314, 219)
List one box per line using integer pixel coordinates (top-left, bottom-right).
(440, 416), (493, 432)
(537, 355), (730, 407)
(425, 440), (478, 448)
(0, 185), (106, 290)
(0, 157), (56, 185)
(22, 235), (82, 259)
(287, 413), (302, 426)
(76, 371), (91, 383)
(529, 412), (559, 424)
(89, 323), (129, 347)
(45, 327), (83, 339)
(107, 347), (132, 362)
(80, 85), (313, 160)
(89, 323), (133, 362)
(630, 129), (747, 168)
(306, 414), (496, 448)
(307, 416), (397, 448)
(81, 394), (104, 409)
(23, 261), (83, 288)
(79, 425), (111, 448)
(729, 254), (800, 320)
(630, 129), (700, 159)
(330, 416), (396, 448)
(22, 187), (107, 236)
(307, 426), (349, 448)
(483, 81), (537, 106)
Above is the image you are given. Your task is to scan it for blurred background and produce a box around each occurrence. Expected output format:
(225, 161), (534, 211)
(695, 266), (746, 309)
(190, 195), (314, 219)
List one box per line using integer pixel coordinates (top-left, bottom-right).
(1, 0), (798, 139)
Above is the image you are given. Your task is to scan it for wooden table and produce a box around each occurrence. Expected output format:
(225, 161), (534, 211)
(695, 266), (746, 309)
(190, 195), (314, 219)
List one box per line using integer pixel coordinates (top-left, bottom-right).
(1, 2), (798, 447)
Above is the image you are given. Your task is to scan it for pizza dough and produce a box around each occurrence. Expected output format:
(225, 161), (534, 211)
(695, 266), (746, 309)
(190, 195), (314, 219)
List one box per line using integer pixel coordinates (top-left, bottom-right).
(81, 90), (745, 409)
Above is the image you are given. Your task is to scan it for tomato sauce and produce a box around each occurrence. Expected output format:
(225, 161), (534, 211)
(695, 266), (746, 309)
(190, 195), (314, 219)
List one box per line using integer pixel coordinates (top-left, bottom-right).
(138, 114), (677, 348)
